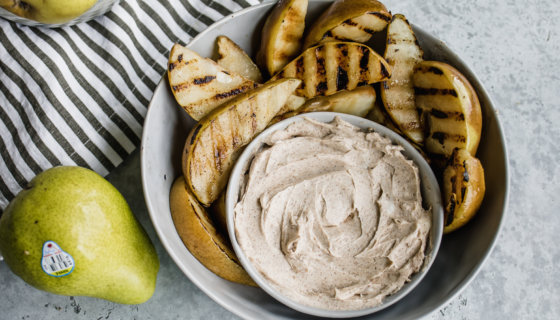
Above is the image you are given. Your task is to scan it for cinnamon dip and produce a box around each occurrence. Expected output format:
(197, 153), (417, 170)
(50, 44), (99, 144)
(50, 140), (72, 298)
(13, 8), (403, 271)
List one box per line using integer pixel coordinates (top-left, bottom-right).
(234, 117), (432, 310)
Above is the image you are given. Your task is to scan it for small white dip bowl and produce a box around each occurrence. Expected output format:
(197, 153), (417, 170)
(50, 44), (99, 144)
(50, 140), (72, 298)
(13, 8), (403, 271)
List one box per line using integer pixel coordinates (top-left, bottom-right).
(226, 112), (444, 318)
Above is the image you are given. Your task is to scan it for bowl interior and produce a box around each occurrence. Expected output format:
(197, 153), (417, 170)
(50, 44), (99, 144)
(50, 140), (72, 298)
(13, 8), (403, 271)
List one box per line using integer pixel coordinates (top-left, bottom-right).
(141, 1), (508, 319)
(225, 112), (443, 318)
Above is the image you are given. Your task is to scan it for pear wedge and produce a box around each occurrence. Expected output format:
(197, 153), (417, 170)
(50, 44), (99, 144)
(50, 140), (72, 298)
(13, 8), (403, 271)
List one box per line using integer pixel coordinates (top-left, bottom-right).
(413, 61), (482, 158)
(381, 14), (425, 145)
(442, 149), (485, 234)
(209, 191), (228, 235)
(285, 85), (377, 117)
(168, 43), (258, 121)
(257, 0), (308, 76)
(183, 78), (301, 206)
(169, 178), (256, 286)
(303, 0), (391, 48)
(299, 85), (376, 116)
(270, 86), (376, 124)
(269, 42), (391, 100)
(216, 36), (263, 83)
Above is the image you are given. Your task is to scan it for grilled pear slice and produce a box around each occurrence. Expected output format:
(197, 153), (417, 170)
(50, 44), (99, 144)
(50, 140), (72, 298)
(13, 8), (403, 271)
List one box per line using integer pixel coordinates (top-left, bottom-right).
(216, 36), (263, 83)
(381, 14), (425, 145)
(209, 191), (228, 235)
(413, 61), (482, 158)
(298, 85), (376, 116)
(168, 43), (257, 121)
(183, 78), (301, 206)
(442, 149), (485, 234)
(303, 0), (391, 48)
(270, 42), (391, 100)
(271, 86), (376, 124)
(278, 94), (307, 114)
(169, 177), (256, 286)
(257, 0), (308, 76)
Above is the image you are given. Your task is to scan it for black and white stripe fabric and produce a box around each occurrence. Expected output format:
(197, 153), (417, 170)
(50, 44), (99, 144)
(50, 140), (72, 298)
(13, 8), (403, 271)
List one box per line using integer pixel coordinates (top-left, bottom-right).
(0, 0), (261, 210)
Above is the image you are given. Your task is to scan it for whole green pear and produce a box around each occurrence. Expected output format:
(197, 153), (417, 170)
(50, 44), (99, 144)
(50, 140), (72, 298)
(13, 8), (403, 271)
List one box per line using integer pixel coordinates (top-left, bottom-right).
(0, 166), (159, 304)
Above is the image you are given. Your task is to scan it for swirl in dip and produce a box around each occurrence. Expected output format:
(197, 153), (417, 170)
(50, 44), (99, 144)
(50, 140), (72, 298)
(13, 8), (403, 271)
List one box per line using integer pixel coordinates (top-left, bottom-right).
(234, 117), (432, 310)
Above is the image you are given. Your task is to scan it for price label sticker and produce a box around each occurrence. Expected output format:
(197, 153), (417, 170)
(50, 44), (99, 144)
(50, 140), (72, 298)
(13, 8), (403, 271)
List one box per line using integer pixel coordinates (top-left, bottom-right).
(41, 241), (74, 277)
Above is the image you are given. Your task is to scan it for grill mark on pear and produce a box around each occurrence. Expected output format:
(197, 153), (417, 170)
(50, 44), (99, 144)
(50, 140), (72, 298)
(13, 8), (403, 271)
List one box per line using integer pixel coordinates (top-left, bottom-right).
(431, 132), (467, 144)
(359, 47), (370, 70)
(336, 66), (349, 91)
(295, 57), (304, 76)
(380, 62), (390, 79)
(193, 76), (216, 85)
(414, 87), (458, 97)
(315, 55), (327, 95)
(400, 121), (421, 130)
(342, 19), (357, 27)
(369, 11), (391, 22)
(431, 109), (448, 119)
(316, 81), (328, 95)
(429, 109), (466, 121)
(214, 86), (250, 100)
(190, 124), (202, 145)
(338, 44), (348, 57)
(427, 66), (443, 75)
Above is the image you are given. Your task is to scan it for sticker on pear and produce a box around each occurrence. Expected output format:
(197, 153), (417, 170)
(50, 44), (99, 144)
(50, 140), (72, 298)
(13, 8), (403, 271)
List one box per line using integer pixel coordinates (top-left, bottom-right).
(41, 241), (75, 277)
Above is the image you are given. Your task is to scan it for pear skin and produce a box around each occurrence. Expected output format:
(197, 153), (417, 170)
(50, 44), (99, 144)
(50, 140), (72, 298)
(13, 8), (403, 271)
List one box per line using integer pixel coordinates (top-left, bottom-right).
(169, 177), (256, 287)
(0, 166), (159, 304)
(443, 149), (486, 234)
(209, 191), (228, 236)
(256, 0), (308, 76)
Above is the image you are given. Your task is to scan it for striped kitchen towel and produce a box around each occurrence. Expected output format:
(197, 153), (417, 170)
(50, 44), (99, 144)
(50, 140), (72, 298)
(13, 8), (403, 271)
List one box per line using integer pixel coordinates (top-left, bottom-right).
(0, 0), (261, 210)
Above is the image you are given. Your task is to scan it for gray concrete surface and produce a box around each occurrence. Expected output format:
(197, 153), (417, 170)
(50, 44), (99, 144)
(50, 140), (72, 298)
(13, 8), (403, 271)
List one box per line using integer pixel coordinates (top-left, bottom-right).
(1, 0), (559, 319)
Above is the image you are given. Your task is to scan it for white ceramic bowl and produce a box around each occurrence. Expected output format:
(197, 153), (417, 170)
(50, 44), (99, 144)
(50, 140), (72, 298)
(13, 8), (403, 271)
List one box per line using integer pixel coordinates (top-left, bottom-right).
(141, 1), (508, 319)
(225, 112), (443, 318)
